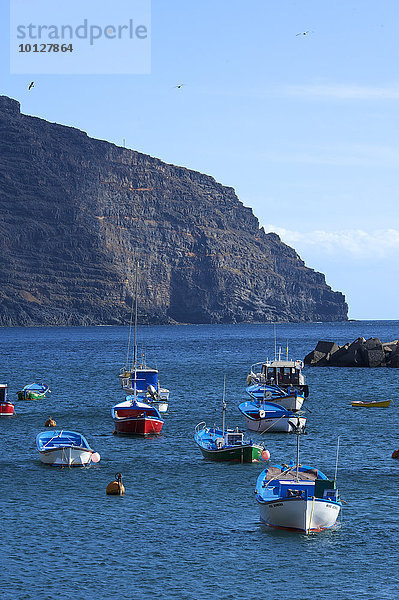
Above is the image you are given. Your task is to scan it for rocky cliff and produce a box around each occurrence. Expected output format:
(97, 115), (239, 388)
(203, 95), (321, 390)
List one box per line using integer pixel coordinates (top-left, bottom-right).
(0, 95), (348, 326)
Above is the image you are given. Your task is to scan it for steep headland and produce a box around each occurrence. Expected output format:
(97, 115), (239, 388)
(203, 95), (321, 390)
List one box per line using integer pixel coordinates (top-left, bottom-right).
(0, 95), (348, 326)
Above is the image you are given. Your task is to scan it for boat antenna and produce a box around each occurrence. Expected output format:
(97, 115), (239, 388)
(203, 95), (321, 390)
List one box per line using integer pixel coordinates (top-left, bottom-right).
(132, 259), (139, 369)
(274, 323), (277, 360)
(222, 375), (226, 437)
(334, 436), (340, 482)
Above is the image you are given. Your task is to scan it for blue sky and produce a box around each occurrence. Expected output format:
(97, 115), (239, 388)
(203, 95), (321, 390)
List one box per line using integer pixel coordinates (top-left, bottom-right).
(1, 0), (399, 320)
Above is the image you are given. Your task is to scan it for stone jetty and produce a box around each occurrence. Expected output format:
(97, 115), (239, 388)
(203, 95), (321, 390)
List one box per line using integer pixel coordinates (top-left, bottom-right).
(304, 337), (399, 368)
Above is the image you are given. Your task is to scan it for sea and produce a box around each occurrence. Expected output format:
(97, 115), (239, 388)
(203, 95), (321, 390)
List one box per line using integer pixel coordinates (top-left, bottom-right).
(1, 320), (399, 600)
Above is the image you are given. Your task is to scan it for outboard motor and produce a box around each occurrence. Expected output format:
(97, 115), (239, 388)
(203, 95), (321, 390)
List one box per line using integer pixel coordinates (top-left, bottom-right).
(147, 384), (158, 399)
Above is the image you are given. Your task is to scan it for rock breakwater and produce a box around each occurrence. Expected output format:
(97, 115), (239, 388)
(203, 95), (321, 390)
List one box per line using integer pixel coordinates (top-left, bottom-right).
(304, 338), (399, 368)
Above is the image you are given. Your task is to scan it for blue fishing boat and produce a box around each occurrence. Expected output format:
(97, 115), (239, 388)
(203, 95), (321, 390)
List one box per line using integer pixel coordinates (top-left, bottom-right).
(255, 435), (342, 533)
(239, 400), (306, 433)
(36, 430), (100, 466)
(194, 422), (267, 462)
(246, 383), (305, 412)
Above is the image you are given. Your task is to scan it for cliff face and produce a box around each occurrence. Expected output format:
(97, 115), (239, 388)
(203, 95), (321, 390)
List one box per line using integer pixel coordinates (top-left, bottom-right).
(0, 96), (348, 325)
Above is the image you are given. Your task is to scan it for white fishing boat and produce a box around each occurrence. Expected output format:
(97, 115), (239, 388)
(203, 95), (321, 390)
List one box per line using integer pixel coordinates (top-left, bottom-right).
(255, 435), (342, 533)
(36, 430), (100, 467)
(239, 400), (306, 433)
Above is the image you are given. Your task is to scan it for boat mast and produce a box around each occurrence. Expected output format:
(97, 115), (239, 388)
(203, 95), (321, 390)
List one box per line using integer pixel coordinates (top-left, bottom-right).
(132, 259), (139, 370)
(125, 259), (139, 371)
(222, 376), (226, 437)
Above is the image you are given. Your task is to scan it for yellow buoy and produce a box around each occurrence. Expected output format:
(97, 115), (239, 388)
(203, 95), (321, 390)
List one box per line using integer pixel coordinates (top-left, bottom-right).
(106, 472), (125, 495)
(45, 416), (56, 427)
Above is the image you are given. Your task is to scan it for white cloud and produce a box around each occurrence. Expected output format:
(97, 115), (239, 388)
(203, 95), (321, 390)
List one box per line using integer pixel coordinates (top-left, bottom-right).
(264, 225), (399, 260)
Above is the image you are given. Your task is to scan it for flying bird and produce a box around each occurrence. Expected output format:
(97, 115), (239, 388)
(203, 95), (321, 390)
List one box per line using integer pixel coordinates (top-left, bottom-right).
(174, 84), (184, 89)
(296, 30), (313, 36)
(28, 81), (34, 90)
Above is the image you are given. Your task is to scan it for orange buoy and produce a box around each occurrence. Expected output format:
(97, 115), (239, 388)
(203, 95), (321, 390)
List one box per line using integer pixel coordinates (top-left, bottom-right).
(45, 416), (56, 427)
(392, 449), (399, 459)
(106, 472), (125, 495)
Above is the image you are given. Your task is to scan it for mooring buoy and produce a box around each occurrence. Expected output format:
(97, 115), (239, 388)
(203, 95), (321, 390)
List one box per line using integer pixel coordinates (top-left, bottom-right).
(45, 416), (56, 427)
(106, 472), (125, 495)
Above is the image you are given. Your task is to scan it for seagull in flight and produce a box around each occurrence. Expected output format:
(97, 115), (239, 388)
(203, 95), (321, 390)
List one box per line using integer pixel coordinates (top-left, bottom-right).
(28, 81), (34, 90)
(296, 30), (313, 36)
(174, 84), (185, 89)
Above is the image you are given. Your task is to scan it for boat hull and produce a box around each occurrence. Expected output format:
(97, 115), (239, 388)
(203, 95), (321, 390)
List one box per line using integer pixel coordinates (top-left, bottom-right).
(351, 400), (391, 408)
(244, 415), (306, 433)
(113, 416), (163, 435)
(0, 402), (14, 416)
(39, 447), (94, 466)
(258, 497), (341, 532)
(196, 442), (263, 462)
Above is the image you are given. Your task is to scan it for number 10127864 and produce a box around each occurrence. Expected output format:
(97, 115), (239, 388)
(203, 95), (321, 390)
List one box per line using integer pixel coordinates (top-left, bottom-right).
(19, 43), (73, 53)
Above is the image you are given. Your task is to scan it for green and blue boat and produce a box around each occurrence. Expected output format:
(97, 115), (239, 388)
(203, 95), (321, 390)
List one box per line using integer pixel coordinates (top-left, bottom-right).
(18, 383), (50, 400)
(194, 390), (269, 463)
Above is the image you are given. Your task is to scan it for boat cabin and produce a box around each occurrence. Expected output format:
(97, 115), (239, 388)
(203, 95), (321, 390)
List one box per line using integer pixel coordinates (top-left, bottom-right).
(250, 359), (309, 397)
(261, 361), (303, 386)
(119, 367), (158, 392)
(266, 479), (338, 501)
(0, 384), (9, 402)
(225, 429), (244, 446)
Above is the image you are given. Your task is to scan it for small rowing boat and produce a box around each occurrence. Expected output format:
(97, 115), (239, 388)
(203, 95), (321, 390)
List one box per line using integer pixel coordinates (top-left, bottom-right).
(36, 430), (100, 466)
(351, 399), (392, 408)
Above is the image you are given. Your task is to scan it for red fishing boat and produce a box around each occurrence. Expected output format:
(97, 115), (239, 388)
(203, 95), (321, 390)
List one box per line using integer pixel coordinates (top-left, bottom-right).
(0, 384), (15, 416)
(112, 396), (164, 435)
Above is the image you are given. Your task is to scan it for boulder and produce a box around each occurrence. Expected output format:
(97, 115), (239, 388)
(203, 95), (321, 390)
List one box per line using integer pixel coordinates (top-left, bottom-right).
(304, 349), (328, 366)
(334, 338), (365, 367)
(360, 338), (385, 367)
(388, 343), (399, 368)
(314, 341), (340, 355)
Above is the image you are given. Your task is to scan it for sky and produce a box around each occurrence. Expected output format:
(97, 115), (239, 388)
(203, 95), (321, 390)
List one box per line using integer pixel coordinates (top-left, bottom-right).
(1, 0), (398, 320)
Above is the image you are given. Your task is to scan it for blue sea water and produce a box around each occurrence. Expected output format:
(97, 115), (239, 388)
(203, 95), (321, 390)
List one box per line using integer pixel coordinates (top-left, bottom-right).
(1, 321), (399, 600)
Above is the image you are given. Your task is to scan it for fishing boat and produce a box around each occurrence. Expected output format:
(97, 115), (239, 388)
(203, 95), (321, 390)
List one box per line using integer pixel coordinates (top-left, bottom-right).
(246, 383), (305, 412)
(254, 434), (342, 533)
(18, 383), (50, 400)
(194, 388), (269, 462)
(247, 348), (309, 398)
(239, 400), (306, 433)
(119, 260), (169, 413)
(194, 422), (267, 462)
(36, 430), (100, 466)
(351, 399), (392, 408)
(0, 384), (15, 416)
(111, 395), (164, 436)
